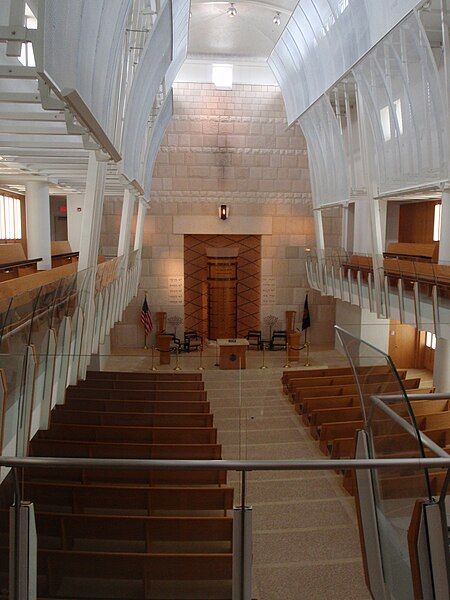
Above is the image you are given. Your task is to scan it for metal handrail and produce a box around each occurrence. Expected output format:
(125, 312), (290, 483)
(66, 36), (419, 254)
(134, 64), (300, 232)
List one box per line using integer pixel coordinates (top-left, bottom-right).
(370, 394), (450, 459)
(1, 456), (450, 470)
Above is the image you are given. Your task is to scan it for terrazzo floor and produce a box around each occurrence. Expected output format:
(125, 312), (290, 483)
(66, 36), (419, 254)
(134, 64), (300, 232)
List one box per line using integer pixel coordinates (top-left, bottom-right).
(104, 346), (432, 599)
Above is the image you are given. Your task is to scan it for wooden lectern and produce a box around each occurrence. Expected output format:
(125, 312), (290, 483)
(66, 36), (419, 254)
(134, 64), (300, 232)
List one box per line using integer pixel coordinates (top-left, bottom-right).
(288, 331), (301, 362)
(217, 339), (249, 369)
(156, 334), (172, 365)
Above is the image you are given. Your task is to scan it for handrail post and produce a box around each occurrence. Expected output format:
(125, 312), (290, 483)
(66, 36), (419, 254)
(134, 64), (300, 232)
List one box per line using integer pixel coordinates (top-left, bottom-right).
(9, 467), (37, 600)
(150, 345), (157, 371)
(232, 471), (252, 600)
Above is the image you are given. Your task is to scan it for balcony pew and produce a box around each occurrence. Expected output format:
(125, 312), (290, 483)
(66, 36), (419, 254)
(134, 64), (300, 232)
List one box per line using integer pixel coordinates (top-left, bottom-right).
(0, 242), (42, 281)
(51, 240), (79, 267)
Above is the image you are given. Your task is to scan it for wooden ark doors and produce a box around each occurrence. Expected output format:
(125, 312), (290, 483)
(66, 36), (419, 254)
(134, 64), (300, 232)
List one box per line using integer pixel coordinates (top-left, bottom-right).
(207, 257), (237, 339)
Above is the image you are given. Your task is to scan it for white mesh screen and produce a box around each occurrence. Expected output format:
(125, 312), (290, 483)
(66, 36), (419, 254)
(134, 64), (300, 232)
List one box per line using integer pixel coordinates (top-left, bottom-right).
(143, 91), (173, 197)
(121, 0), (172, 183)
(353, 12), (448, 195)
(165, 0), (189, 89)
(38, 0), (131, 142)
(299, 95), (349, 208)
(269, 0), (418, 125)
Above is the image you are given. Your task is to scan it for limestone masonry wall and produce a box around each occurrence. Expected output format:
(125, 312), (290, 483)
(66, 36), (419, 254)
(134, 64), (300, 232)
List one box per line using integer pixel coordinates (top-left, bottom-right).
(101, 82), (337, 348)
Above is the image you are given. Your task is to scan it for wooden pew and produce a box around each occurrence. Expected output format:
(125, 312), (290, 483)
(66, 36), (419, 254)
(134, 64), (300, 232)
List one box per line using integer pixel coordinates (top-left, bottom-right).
(51, 408), (214, 428)
(0, 242), (41, 281)
(19, 481), (234, 514)
(293, 378), (421, 413)
(29, 439), (223, 460)
(288, 370), (407, 403)
(37, 423), (218, 444)
(51, 240), (79, 267)
(309, 398), (450, 439)
(0, 510), (233, 550)
(86, 370), (203, 381)
(63, 397), (212, 414)
(383, 242), (439, 263)
(65, 388), (208, 402)
(282, 365), (392, 394)
(75, 379), (205, 391)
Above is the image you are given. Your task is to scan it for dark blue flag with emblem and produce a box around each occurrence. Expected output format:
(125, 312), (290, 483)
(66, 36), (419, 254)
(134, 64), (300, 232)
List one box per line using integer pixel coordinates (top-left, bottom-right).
(301, 294), (311, 331)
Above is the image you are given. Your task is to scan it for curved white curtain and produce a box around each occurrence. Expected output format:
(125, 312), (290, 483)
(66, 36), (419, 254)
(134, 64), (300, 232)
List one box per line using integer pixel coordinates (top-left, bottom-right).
(143, 91), (174, 197)
(121, 0), (172, 185)
(353, 12), (448, 195)
(269, 0), (419, 125)
(299, 95), (349, 208)
(37, 0), (132, 143)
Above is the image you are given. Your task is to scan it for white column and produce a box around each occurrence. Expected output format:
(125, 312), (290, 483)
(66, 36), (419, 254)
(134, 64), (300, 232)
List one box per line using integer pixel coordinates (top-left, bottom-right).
(313, 209), (326, 290)
(117, 187), (136, 259)
(25, 180), (51, 270)
(78, 151), (107, 377)
(433, 337), (450, 392)
(438, 189), (450, 264)
(66, 194), (84, 252)
(134, 200), (147, 251)
(78, 152), (107, 272)
(369, 198), (386, 317)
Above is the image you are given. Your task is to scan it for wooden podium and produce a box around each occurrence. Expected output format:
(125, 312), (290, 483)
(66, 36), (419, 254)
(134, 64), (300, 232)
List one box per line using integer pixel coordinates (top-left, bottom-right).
(156, 334), (172, 365)
(217, 339), (249, 370)
(288, 332), (302, 362)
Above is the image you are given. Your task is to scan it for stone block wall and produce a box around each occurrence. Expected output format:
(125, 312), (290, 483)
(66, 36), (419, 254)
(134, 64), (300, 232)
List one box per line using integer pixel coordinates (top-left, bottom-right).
(101, 82), (337, 348)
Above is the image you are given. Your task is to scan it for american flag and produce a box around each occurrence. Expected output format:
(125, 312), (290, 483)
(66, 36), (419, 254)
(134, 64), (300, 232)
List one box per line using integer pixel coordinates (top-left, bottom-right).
(140, 297), (153, 335)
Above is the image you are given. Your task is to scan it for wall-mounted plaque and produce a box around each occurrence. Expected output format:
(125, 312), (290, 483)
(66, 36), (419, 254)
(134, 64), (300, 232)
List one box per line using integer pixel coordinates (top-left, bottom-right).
(261, 276), (276, 304)
(168, 276), (184, 304)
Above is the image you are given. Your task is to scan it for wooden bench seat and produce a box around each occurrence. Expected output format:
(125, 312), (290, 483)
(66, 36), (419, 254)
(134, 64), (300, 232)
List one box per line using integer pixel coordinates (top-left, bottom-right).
(23, 466), (227, 486)
(383, 242), (439, 262)
(308, 396), (446, 437)
(75, 380), (205, 391)
(288, 370), (407, 402)
(293, 378), (421, 410)
(64, 397), (212, 414)
(19, 481), (234, 514)
(0, 510), (233, 550)
(36, 549), (232, 597)
(51, 240), (79, 268)
(282, 365), (390, 393)
(29, 439), (223, 460)
(51, 408), (214, 428)
(38, 423), (217, 444)
(86, 370), (203, 381)
(65, 388), (208, 402)
(0, 242), (41, 281)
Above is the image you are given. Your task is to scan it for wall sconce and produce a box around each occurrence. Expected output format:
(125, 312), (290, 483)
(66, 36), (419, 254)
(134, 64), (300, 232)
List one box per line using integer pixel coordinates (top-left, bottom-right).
(219, 204), (229, 220)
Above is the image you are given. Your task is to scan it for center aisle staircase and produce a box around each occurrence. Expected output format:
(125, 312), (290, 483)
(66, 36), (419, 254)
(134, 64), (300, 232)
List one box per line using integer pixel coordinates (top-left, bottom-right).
(0, 371), (234, 600)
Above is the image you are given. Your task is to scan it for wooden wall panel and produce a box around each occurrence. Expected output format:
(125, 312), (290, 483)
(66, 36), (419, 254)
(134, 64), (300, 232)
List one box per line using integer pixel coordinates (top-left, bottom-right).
(398, 201), (439, 244)
(184, 235), (261, 339)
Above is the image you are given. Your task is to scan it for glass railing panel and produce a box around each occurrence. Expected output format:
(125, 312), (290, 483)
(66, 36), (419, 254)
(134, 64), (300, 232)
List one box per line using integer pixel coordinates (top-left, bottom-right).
(336, 326), (431, 599)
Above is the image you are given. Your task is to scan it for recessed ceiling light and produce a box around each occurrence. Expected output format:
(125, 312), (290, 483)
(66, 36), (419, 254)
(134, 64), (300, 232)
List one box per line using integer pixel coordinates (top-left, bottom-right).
(273, 12), (281, 26)
(227, 3), (237, 17)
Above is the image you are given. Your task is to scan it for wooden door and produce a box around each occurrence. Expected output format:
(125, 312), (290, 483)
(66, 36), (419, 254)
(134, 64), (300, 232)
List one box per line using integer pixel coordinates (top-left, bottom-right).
(208, 259), (237, 340)
(388, 321), (418, 369)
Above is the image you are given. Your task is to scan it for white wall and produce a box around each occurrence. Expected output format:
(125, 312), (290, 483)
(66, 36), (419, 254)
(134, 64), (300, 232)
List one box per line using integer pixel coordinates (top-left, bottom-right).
(335, 299), (389, 356)
(66, 194), (84, 252)
(176, 58), (278, 86)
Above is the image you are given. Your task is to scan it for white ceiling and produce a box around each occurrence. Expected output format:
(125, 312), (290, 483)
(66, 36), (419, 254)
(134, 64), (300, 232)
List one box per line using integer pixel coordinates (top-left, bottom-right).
(188, 0), (297, 59)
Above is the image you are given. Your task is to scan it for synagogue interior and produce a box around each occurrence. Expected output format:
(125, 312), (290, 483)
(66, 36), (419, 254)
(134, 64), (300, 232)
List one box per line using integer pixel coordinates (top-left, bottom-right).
(0, 1), (449, 599)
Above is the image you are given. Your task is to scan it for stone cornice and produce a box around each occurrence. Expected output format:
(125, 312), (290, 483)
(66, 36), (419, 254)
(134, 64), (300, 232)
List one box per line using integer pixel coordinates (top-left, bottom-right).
(150, 190), (312, 204)
(159, 146), (307, 155)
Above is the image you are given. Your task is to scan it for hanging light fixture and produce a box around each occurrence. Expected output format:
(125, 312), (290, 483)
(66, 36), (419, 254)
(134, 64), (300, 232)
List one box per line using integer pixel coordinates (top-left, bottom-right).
(273, 12), (281, 26)
(227, 2), (237, 17)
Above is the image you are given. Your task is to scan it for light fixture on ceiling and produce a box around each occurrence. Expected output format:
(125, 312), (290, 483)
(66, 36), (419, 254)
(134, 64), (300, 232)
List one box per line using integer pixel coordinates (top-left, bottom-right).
(227, 2), (237, 17)
(273, 12), (281, 26)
